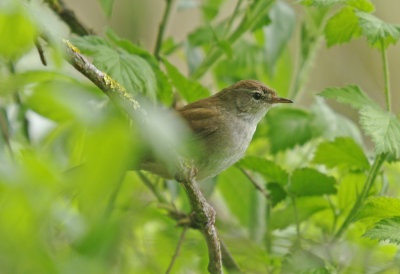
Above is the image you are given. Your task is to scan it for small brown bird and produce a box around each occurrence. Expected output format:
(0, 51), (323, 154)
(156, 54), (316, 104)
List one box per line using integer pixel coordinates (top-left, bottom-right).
(143, 80), (292, 181)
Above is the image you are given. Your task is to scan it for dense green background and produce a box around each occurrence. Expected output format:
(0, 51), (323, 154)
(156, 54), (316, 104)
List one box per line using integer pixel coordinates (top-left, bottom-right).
(1, 0), (400, 273)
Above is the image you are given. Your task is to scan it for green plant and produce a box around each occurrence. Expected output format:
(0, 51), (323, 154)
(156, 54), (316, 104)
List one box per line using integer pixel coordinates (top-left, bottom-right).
(0, 0), (399, 273)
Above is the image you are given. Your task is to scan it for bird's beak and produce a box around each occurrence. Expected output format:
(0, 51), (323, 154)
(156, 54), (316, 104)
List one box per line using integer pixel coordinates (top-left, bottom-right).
(270, 96), (293, 104)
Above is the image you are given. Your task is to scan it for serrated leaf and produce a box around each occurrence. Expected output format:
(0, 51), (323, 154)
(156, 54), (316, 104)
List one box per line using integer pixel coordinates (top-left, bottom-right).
(337, 172), (366, 211)
(237, 156), (289, 185)
(289, 168), (336, 197)
(324, 7), (362, 47)
(363, 217), (400, 244)
(357, 197), (400, 222)
(163, 59), (210, 103)
(310, 98), (363, 144)
(263, 1), (295, 75)
(98, 0), (114, 17)
(72, 36), (158, 100)
(356, 11), (400, 48)
(360, 106), (400, 158)
(265, 107), (318, 153)
(267, 182), (287, 207)
(270, 197), (330, 229)
(313, 137), (369, 170)
(105, 29), (173, 104)
(319, 85), (378, 110)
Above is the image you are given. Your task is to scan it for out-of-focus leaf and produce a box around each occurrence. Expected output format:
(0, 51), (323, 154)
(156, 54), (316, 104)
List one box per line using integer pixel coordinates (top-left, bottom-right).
(237, 156), (288, 185)
(289, 168), (336, 197)
(0, 7), (36, 58)
(72, 36), (158, 100)
(282, 249), (328, 274)
(265, 107), (318, 153)
(263, 1), (295, 75)
(301, 0), (373, 11)
(106, 29), (173, 104)
(363, 217), (400, 244)
(357, 197), (400, 223)
(270, 197), (330, 229)
(178, 0), (199, 10)
(98, 0), (114, 17)
(267, 182), (287, 207)
(356, 11), (400, 48)
(163, 59), (210, 103)
(201, 0), (225, 20)
(217, 166), (256, 228)
(337, 172), (366, 211)
(310, 98), (363, 144)
(187, 24), (225, 47)
(313, 137), (370, 170)
(360, 106), (400, 158)
(319, 85), (378, 110)
(324, 7), (362, 47)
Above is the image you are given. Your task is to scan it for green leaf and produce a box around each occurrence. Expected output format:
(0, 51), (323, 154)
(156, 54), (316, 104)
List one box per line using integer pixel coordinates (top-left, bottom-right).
(289, 168), (336, 197)
(105, 29), (173, 104)
(282, 249), (328, 274)
(270, 197), (330, 229)
(0, 7), (36, 58)
(300, 0), (346, 6)
(265, 107), (318, 153)
(310, 98), (363, 144)
(363, 217), (400, 244)
(98, 0), (114, 17)
(313, 137), (369, 170)
(201, 0), (225, 20)
(324, 7), (362, 47)
(263, 1), (295, 75)
(337, 172), (367, 211)
(163, 59), (210, 103)
(267, 182), (287, 207)
(319, 85), (378, 110)
(300, 0), (373, 11)
(72, 36), (158, 100)
(217, 166), (256, 228)
(360, 106), (400, 158)
(357, 197), (400, 222)
(356, 11), (400, 48)
(237, 156), (288, 185)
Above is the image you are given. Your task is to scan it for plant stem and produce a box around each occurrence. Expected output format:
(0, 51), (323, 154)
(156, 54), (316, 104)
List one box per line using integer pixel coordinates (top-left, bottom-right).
(154, 0), (174, 60)
(380, 39), (391, 112)
(240, 168), (269, 198)
(166, 226), (188, 274)
(334, 153), (387, 240)
(292, 196), (301, 240)
(137, 171), (169, 204)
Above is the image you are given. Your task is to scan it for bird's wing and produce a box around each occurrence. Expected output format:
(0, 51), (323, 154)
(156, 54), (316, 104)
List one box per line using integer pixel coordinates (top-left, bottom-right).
(178, 100), (221, 139)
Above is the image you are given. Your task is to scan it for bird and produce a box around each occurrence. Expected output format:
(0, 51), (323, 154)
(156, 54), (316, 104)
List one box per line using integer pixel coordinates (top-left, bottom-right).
(142, 80), (293, 181)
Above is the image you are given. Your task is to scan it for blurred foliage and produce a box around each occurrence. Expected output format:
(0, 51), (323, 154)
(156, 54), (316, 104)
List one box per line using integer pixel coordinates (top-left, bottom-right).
(0, 0), (400, 273)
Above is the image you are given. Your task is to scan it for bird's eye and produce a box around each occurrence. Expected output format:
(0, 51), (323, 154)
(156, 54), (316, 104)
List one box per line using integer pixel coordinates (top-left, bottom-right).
(252, 92), (262, 100)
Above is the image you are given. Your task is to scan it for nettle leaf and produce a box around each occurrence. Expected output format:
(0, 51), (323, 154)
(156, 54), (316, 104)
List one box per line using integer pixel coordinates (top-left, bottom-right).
(265, 107), (319, 153)
(357, 197), (400, 222)
(263, 1), (295, 75)
(356, 11), (400, 48)
(337, 172), (366, 211)
(319, 85), (378, 110)
(105, 29), (173, 104)
(267, 182), (287, 207)
(98, 0), (114, 17)
(72, 36), (158, 100)
(237, 156), (289, 185)
(324, 7), (362, 47)
(163, 59), (210, 103)
(313, 137), (370, 170)
(363, 217), (400, 244)
(360, 106), (400, 158)
(289, 168), (336, 197)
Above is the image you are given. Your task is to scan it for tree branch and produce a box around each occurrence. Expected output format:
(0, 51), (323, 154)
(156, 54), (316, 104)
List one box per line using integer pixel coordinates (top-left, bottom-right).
(63, 39), (141, 116)
(44, 0), (92, 36)
(176, 167), (222, 274)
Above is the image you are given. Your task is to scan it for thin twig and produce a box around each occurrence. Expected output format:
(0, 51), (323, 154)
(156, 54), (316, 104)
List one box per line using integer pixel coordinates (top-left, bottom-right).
(176, 167), (222, 274)
(44, 0), (92, 36)
(219, 234), (242, 273)
(165, 226), (188, 274)
(240, 168), (269, 198)
(34, 38), (47, 66)
(154, 0), (174, 60)
(137, 171), (169, 204)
